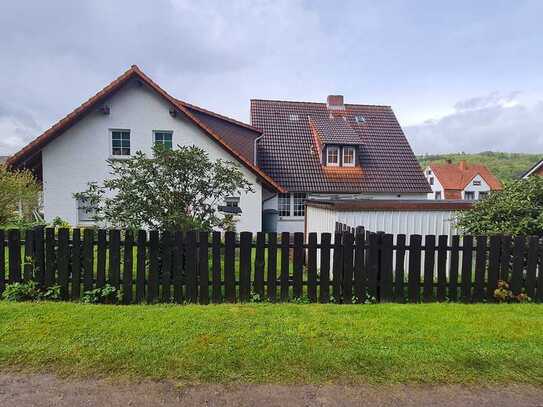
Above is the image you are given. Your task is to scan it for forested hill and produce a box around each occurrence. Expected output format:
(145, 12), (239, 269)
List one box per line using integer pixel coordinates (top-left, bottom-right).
(417, 152), (542, 183)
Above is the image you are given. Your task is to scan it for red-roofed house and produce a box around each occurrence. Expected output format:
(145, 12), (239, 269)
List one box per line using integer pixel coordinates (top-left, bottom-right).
(424, 160), (502, 200)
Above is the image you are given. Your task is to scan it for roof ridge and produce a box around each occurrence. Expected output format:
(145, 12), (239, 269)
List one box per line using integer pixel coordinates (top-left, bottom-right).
(177, 99), (262, 134)
(251, 98), (391, 108)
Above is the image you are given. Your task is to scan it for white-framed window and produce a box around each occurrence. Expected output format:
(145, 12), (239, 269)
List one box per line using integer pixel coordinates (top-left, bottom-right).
(326, 146), (340, 166)
(293, 193), (307, 217)
(435, 191), (442, 200)
(278, 193), (291, 216)
(225, 196), (240, 208)
(342, 147), (355, 167)
(76, 198), (96, 223)
(473, 180), (481, 186)
(355, 115), (365, 124)
(153, 130), (173, 149)
(427, 169), (432, 175)
(478, 191), (488, 200)
(429, 177), (434, 185)
(111, 129), (131, 156)
(464, 191), (475, 200)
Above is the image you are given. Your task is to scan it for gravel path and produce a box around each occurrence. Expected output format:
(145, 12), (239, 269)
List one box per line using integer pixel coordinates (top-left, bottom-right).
(1, 373), (543, 406)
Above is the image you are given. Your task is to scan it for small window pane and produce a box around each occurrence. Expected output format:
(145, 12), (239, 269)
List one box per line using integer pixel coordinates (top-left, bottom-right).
(111, 130), (130, 156)
(293, 193), (306, 217)
(154, 131), (173, 150)
(327, 147), (339, 166)
(278, 193), (290, 216)
(343, 147), (355, 166)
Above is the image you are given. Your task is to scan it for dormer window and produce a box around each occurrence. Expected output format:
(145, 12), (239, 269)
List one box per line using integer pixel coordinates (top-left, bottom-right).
(355, 115), (366, 124)
(343, 147), (355, 167)
(326, 146), (340, 166)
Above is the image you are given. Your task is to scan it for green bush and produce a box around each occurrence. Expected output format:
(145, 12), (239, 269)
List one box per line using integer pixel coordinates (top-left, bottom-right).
(1, 281), (62, 302)
(81, 285), (123, 304)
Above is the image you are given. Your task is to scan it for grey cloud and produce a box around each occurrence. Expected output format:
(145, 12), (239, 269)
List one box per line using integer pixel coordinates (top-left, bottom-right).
(453, 91), (522, 112)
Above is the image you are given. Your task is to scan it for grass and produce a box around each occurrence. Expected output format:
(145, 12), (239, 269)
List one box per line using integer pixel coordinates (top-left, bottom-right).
(1, 302), (543, 384)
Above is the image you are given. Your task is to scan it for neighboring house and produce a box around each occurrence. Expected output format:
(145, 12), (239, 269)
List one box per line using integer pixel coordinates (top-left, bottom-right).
(521, 159), (543, 179)
(6, 65), (283, 233)
(252, 95), (431, 233)
(424, 160), (502, 200)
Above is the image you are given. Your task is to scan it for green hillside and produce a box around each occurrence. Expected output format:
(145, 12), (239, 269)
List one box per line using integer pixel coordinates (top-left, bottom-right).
(417, 152), (541, 183)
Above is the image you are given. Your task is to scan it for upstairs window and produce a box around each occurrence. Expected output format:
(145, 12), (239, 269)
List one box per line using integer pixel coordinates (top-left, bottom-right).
(429, 177), (434, 185)
(473, 180), (481, 186)
(478, 191), (488, 200)
(225, 196), (240, 208)
(342, 147), (355, 167)
(326, 146), (340, 166)
(464, 191), (475, 200)
(355, 115), (366, 124)
(111, 129), (130, 156)
(435, 191), (442, 200)
(154, 131), (173, 149)
(278, 193), (291, 216)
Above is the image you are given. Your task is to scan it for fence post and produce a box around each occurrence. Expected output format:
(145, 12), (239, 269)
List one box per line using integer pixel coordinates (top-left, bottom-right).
(332, 232), (343, 302)
(354, 229), (366, 304)
(34, 226), (45, 286)
(367, 232), (380, 301)
(319, 233), (331, 303)
(380, 234), (394, 302)
(342, 232), (354, 304)
(408, 234), (422, 303)
(7, 229), (21, 283)
(307, 233), (318, 302)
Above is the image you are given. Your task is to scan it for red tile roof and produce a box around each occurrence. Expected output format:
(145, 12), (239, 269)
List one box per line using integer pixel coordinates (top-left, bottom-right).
(7, 66), (283, 193)
(251, 99), (431, 194)
(429, 161), (502, 192)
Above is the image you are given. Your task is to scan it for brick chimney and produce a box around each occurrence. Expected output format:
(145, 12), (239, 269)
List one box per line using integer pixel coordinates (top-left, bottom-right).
(459, 160), (467, 170)
(327, 95), (345, 110)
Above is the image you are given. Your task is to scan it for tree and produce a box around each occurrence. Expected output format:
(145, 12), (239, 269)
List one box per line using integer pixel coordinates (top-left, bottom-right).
(456, 176), (543, 236)
(74, 145), (254, 231)
(0, 164), (41, 225)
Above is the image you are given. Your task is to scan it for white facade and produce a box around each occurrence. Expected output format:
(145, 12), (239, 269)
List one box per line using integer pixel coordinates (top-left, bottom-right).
(41, 79), (263, 233)
(424, 166), (491, 200)
(424, 167), (445, 200)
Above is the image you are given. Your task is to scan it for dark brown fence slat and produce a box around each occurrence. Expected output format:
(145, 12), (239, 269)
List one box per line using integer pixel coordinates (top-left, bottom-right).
(354, 231), (366, 304)
(199, 231), (210, 305)
(307, 233), (317, 302)
(96, 230), (107, 288)
(423, 235), (436, 302)
(487, 235), (501, 302)
(123, 230), (134, 304)
(239, 231), (251, 302)
(186, 231), (198, 303)
(224, 231), (236, 303)
(280, 232), (290, 301)
(537, 241), (543, 303)
(173, 231), (184, 304)
(342, 232), (354, 304)
(136, 230), (147, 303)
(34, 227), (45, 286)
(332, 232), (343, 302)
(448, 235), (460, 301)
(109, 229), (121, 288)
(161, 231), (173, 303)
(293, 232), (304, 299)
(0, 230), (5, 294)
(366, 233), (380, 301)
(147, 230), (159, 303)
(394, 234), (406, 302)
(44, 228), (55, 287)
(436, 235), (448, 302)
(500, 236), (512, 281)
(267, 232), (278, 302)
(408, 234), (422, 303)
(525, 236), (538, 300)
(23, 229), (34, 281)
(510, 236), (525, 296)
(461, 235), (474, 302)
(56, 228), (69, 299)
(254, 232), (265, 299)
(211, 231), (222, 303)
(82, 228), (94, 292)
(319, 233), (331, 303)
(380, 234), (394, 302)
(71, 229), (81, 299)
(473, 236), (487, 302)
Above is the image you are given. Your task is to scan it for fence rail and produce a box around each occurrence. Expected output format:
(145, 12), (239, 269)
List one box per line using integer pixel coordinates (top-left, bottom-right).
(0, 227), (542, 304)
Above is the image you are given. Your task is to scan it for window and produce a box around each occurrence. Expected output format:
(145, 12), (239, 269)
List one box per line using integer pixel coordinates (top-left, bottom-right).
(111, 129), (130, 156)
(225, 197), (239, 208)
(293, 193), (306, 217)
(429, 177), (434, 185)
(435, 191), (442, 200)
(154, 131), (173, 149)
(342, 147), (355, 167)
(77, 198), (96, 223)
(278, 193), (291, 216)
(478, 192), (488, 200)
(355, 115), (365, 124)
(473, 180), (481, 186)
(427, 169), (432, 175)
(464, 191), (475, 200)
(326, 146), (339, 166)
(289, 114), (299, 121)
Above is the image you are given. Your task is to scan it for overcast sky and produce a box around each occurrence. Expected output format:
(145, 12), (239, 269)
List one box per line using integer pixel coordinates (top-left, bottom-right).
(1, 0), (542, 156)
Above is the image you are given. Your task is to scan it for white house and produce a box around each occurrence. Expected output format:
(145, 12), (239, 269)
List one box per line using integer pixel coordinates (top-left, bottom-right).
(424, 160), (502, 200)
(7, 66), (283, 233)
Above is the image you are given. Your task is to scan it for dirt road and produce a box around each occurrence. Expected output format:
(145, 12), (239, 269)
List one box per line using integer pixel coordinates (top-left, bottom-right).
(1, 373), (543, 406)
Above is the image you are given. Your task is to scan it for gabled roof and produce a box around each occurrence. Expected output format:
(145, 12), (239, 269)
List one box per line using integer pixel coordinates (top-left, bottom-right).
(428, 161), (502, 191)
(7, 66), (283, 193)
(521, 159), (543, 179)
(251, 99), (431, 194)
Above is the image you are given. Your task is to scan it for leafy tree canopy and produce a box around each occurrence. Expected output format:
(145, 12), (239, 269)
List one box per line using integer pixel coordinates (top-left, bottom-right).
(74, 145), (253, 231)
(0, 164), (41, 226)
(456, 176), (543, 236)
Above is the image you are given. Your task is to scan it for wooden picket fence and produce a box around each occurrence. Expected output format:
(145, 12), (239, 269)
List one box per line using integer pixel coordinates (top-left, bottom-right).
(0, 227), (542, 304)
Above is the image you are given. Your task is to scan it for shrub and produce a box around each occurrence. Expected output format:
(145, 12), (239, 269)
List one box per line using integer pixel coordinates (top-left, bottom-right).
(494, 280), (531, 303)
(81, 285), (123, 304)
(1, 281), (63, 302)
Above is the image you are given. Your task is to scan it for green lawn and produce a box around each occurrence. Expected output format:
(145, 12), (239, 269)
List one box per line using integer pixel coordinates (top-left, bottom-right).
(1, 302), (542, 384)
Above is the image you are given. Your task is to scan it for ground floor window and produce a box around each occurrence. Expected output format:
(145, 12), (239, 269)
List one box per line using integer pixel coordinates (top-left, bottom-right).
(278, 193), (291, 216)
(76, 198), (96, 223)
(293, 193), (307, 216)
(278, 193), (306, 217)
